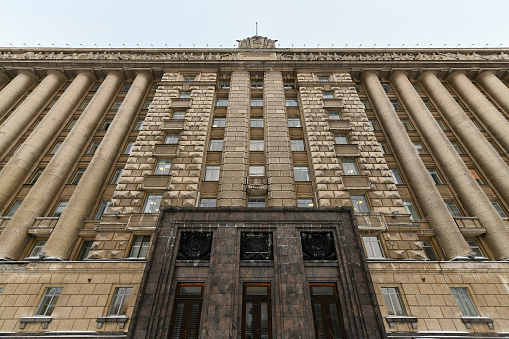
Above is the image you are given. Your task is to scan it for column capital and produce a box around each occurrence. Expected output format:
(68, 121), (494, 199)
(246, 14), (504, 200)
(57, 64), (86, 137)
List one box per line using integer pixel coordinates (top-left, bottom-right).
(417, 70), (439, 82)
(134, 69), (154, 81)
(47, 69), (68, 82)
(360, 70), (381, 81)
(389, 70), (408, 81)
(17, 69), (39, 81)
(475, 70), (497, 82)
(445, 70), (467, 81)
(77, 69), (98, 82)
(104, 69), (126, 81)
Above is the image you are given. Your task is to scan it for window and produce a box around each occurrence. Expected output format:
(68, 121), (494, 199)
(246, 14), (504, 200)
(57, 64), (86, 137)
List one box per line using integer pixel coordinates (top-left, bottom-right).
(95, 200), (110, 219)
(355, 84), (365, 93)
(112, 100), (123, 110)
(412, 83), (421, 92)
(288, 117), (302, 127)
(101, 120), (112, 131)
(199, 198), (217, 207)
(294, 166), (310, 181)
(184, 76), (195, 82)
(381, 287), (406, 316)
(154, 160), (172, 175)
(50, 142), (62, 154)
(91, 84), (100, 92)
(290, 139), (305, 152)
(142, 194), (162, 213)
(242, 283), (271, 339)
(13, 142), (23, 154)
(111, 168), (123, 184)
(322, 91), (334, 99)
(6, 200), (22, 217)
(71, 168), (86, 184)
(451, 287), (479, 317)
(423, 99), (434, 110)
(52, 201), (68, 217)
(169, 283), (204, 339)
(129, 235), (151, 257)
(298, 198), (314, 207)
(208, 139), (223, 152)
(403, 200), (418, 220)
(152, 84), (158, 92)
(428, 168), (443, 185)
(467, 240), (484, 258)
(413, 142), (426, 154)
(30, 168), (44, 185)
(390, 168), (403, 184)
(342, 160), (359, 175)
(179, 91), (191, 99)
(29, 240), (47, 258)
(309, 283), (346, 339)
(249, 165), (265, 177)
(250, 117), (263, 128)
(491, 201), (507, 218)
(66, 119), (78, 130)
(318, 76), (329, 82)
(121, 83), (132, 92)
(489, 141), (502, 154)
(108, 287), (133, 316)
(382, 83), (392, 93)
(361, 100), (372, 110)
(77, 241), (93, 261)
(251, 81), (263, 89)
(286, 98), (298, 107)
(283, 81), (295, 89)
(204, 165), (220, 181)
(472, 119), (484, 130)
(172, 111), (186, 120)
(363, 236), (384, 258)
(436, 119), (447, 130)
(212, 117), (226, 127)
(165, 133), (179, 144)
(469, 169), (483, 184)
(451, 141), (463, 154)
(248, 197), (265, 207)
(250, 140), (264, 151)
(88, 141), (101, 154)
(421, 240), (437, 261)
(0, 287), (3, 294)
(35, 287), (63, 316)
(328, 111), (341, 120)
(215, 98), (228, 106)
(142, 100), (152, 110)
(334, 133), (348, 145)
(352, 194), (370, 213)
(391, 100), (402, 110)
(369, 120), (380, 131)
(401, 119), (414, 131)
(218, 81), (230, 89)
(251, 98), (263, 107)
(124, 141), (134, 154)
(134, 120), (144, 131)
(379, 141), (390, 154)
(80, 100), (90, 110)
(444, 200), (462, 217)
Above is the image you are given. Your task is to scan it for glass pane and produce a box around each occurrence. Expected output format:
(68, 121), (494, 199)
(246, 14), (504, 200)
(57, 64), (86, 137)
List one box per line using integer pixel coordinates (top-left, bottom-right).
(312, 286), (335, 296)
(171, 303), (185, 339)
(245, 302), (254, 338)
(313, 303), (327, 339)
(188, 302), (200, 339)
(260, 302), (269, 339)
(180, 286), (202, 295)
(246, 286), (268, 296)
(328, 303), (343, 338)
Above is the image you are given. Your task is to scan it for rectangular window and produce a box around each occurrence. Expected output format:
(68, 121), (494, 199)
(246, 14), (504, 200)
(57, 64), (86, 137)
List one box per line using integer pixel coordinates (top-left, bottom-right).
(251, 98), (263, 107)
(172, 111), (186, 120)
(298, 198), (314, 207)
(165, 134), (179, 145)
(428, 168), (443, 185)
(29, 240), (47, 258)
(91, 84), (100, 92)
(290, 139), (305, 152)
(122, 83), (132, 92)
(112, 100), (123, 110)
(423, 99), (434, 110)
(390, 168), (403, 184)
(403, 200), (418, 220)
(391, 100), (402, 110)
(218, 81), (230, 89)
(129, 235), (151, 258)
(208, 139), (223, 152)
(142, 194), (162, 213)
(413, 142), (426, 154)
(251, 81), (263, 89)
(71, 168), (86, 184)
(318, 76), (329, 82)
(52, 201), (68, 217)
(288, 117), (302, 127)
(66, 119), (78, 130)
(95, 200), (110, 219)
(323, 91), (334, 99)
(250, 140), (264, 151)
(436, 119), (447, 130)
(421, 240), (437, 261)
(363, 236), (384, 258)
(215, 98), (228, 107)
(283, 81), (295, 89)
(285, 98), (298, 107)
(142, 100), (152, 110)
(451, 287), (479, 317)
(212, 117), (226, 127)
(334, 133), (348, 145)
(472, 119), (484, 130)
(489, 141), (501, 154)
(169, 283), (204, 339)
(381, 287), (406, 316)
(242, 283), (271, 339)
(467, 240), (484, 258)
(355, 84), (365, 94)
(154, 160), (172, 175)
(294, 166), (310, 181)
(379, 142), (390, 154)
(445, 200), (462, 217)
(30, 168), (44, 185)
(328, 111), (341, 120)
(6, 200), (22, 217)
(401, 119), (414, 131)
(108, 287), (133, 316)
(101, 120), (112, 130)
(199, 198), (217, 207)
(184, 76), (195, 82)
(135, 120), (144, 131)
(250, 117), (264, 128)
(77, 241), (93, 261)
(361, 100), (372, 110)
(124, 142), (134, 155)
(491, 201), (507, 218)
(469, 169), (483, 184)
(50, 142), (62, 154)
(80, 100), (90, 110)
(111, 168), (123, 184)
(249, 165), (265, 177)
(309, 283), (346, 339)
(248, 197), (266, 207)
(412, 83), (421, 92)
(88, 141), (101, 154)
(35, 287), (63, 316)
(179, 92), (191, 99)
(382, 83), (392, 93)
(451, 141), (463, 154)
(204, 166), (220, 181)
(342, 160), (359, 175)
(352, 194), (370, 213)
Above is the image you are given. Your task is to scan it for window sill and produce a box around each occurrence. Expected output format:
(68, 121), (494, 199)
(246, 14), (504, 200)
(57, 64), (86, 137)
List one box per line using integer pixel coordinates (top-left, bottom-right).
(461, 316), (494, 329)
(175, 260), (210, 267)
(240, 261), (273, 266)
(96, 315), (129, 329)
(386, 316), (418, 329)
(19, 316), (53, 329)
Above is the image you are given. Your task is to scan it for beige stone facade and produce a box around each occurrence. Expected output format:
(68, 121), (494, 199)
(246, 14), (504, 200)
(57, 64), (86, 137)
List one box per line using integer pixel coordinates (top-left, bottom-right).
(0, 40), (509, 337)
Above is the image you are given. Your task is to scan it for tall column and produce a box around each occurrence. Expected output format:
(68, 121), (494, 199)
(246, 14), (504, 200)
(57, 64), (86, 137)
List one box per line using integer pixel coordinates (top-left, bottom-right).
(0, 71), (95, 209)
(419, 72), (509, 205)
(363, 72), (470, 260)
(264, 71), (296, 206)
(0, 71), (65, 156)
(44, 71), (151, 259)
(476, 72), (509, 115)
(217, 71), (250, 207)
(0, 70), (37, 119)
(0, 72), (123, 260)
(392, 72), (509, 260)
(449, 71), (509, 153)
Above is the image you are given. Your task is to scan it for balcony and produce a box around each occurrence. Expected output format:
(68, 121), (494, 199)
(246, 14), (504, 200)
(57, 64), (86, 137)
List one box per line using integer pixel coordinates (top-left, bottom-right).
(161, 119), (185, 132)
(246, 176), (268, 195)
(153, 144), (179, 158)
(142, 175), (171, 190)
(342, 175), (371, 190)
(334, 144), (361, 158)
(328, 119), (351, 132)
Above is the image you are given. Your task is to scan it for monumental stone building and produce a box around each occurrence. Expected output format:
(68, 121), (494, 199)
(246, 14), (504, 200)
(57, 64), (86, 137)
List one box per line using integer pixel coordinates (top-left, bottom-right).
(0, 36), (509, 338)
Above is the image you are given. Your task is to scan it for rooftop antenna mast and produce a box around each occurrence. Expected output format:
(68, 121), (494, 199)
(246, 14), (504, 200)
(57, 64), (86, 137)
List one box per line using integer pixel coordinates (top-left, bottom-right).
(256, 22), (258, 36)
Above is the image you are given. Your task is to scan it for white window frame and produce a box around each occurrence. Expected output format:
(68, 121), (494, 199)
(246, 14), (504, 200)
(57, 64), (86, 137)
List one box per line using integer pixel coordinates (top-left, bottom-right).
(208, 139), (223, 152)
(293, 166), (310, 181)
(451, 287), (479, 317)
(290, 140), (305, 152)
(249, 165), (265, 177)
(164, 134), (179, 145)
(352, 194), (370, 213)
(288, 117), (302, 127)
(108, 287), (133, 316)
(381, 287), (406, 316)
(142, 194), (162, 214)
(35, 287), (63, 316)
(362, 235), (384, 258)
(249, 140), (264, 152)
(204, 165), (220, 181)
(342, 160), (359, 175)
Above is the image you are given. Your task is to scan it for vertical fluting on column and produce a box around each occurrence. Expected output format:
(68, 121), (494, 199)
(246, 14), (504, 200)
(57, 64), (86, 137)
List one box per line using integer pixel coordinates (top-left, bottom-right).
(44, 71), (151, 259)
(449, 71), (509, 153)
(392, 72), (509, 260)
(363, 72), (470, 260)
(217, 71), (250, 207)
(264, 71), (296, 206)
(0, 71), (95, 209)
(419, 72), (509, 205)
(0, 70), (37, 119)
(477, 72), (509, 115)
(0, 72), (123, 260)
(0, 71), (65, 156)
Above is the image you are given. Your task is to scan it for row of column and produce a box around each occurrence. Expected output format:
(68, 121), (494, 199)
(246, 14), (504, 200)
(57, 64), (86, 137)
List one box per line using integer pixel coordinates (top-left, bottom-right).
(362, 71), (509, 260)
(0, 70), (152, 260)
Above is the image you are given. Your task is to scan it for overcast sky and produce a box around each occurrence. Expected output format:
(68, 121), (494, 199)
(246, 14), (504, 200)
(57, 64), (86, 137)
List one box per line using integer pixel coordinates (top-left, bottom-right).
(1, 0), (508, 49)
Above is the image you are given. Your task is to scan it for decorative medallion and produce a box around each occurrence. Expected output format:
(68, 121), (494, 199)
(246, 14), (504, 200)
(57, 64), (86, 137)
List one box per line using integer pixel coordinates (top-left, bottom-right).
(237, 35), (277, 49)
(301, 232), (337, 260)
(177, 232), (213, 260)
(240, 232), (273, 260)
